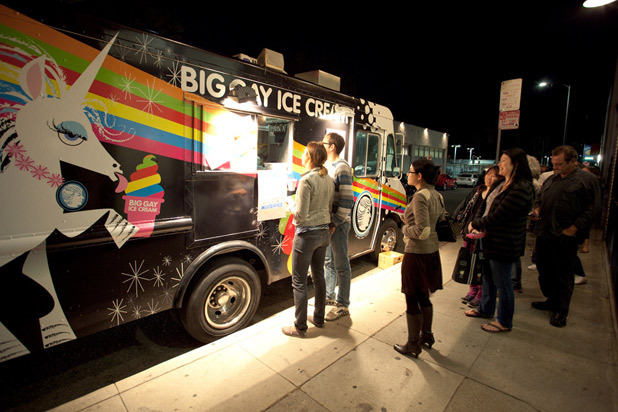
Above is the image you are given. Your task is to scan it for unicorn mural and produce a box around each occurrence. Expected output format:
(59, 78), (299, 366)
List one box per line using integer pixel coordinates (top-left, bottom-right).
(0, 34), (138, 360)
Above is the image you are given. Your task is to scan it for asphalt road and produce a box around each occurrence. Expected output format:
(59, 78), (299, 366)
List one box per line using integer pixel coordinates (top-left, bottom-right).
(0, 187), (471, 412)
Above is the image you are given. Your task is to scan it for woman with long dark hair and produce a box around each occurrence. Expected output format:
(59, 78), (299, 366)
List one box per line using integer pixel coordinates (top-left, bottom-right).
(282, 142), (334, 337)
(465, 148), (534, 333)
(454, 165), (503, 307)
(394, 158), (445, 358)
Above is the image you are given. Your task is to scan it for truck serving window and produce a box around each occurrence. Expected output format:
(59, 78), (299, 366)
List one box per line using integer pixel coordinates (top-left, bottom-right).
(257, 116), (292, 169)
(353, 130), (380, 177)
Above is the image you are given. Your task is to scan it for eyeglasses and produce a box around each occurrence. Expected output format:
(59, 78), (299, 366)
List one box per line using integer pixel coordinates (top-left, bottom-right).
(322, 141), (333, 146)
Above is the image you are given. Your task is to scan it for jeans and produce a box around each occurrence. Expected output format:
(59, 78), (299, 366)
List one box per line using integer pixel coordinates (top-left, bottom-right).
(511, 258), (522, 286)
(291, 229), (330, 332)
(324, 221), (352, 306)
(479, 259), (515, 329)
(535, 234), (578, 315)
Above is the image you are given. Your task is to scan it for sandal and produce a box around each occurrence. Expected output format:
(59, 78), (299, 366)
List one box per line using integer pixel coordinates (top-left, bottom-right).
(465, 309), (491, 318)
(481, 321), (511, 333)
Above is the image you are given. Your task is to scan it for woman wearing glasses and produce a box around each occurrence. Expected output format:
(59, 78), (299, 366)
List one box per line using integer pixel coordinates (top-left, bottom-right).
(394, 158), (445, 358)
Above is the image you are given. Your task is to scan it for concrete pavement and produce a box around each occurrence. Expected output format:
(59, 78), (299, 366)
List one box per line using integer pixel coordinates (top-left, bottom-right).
(50, 232), (618, 412)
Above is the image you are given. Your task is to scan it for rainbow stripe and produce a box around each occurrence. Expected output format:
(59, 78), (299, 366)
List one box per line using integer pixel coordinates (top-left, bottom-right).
(292, 142), (406, 213)
(0, 5), (209, 165)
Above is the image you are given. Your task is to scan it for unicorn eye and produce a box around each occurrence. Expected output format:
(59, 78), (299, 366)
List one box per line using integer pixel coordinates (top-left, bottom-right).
(54, 121), (88, 146)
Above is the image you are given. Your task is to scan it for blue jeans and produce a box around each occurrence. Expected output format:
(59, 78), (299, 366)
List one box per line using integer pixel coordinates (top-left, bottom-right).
(324, 221), (351, 306)
(479, 259), (515, 328)
(291, 229), (330, 332)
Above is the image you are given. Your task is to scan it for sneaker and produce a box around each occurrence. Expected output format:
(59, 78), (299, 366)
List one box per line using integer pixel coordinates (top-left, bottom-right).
(307, 315), (324, 328)
(325, 299), (337, 306)
(527, 264), (537, 271)
(282, 325), (306, 337)
(467, 299), (480, 308)
(325, 304), (349, 321)
(574, 275), (588, 285)
(461, 295), (474, 303)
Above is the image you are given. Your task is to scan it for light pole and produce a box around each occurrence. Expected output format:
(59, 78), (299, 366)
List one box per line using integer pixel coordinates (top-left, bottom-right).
(468, 147), (474, 162)
(451, 144), (460, 163)
(539, 81), (571, 146)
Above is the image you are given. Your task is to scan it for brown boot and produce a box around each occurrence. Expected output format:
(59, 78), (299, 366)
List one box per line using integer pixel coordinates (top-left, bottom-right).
(420, 305), (435, 349)
(394, 313), (422, 358)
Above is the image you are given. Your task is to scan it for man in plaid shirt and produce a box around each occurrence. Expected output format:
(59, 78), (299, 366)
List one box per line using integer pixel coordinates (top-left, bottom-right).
(321, 132), (355, 321)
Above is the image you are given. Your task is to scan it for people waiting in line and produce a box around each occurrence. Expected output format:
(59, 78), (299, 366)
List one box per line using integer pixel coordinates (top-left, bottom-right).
(464, 148), (535, 333)
(282, 142), (334, 338)
(321, 133), (355, 322)
(454, 165), (503, 307)
(531, 146), (600, 327)
(394, 159), (445, 358)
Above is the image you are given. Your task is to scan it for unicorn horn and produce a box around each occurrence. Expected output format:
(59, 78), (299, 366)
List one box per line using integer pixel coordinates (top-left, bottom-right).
(67, 32), (119, 100)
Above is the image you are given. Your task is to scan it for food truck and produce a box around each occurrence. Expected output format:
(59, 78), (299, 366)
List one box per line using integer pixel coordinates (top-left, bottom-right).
(0, 4), (407, 362)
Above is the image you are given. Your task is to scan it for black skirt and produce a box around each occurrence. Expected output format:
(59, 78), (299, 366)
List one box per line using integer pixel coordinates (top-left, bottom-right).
(401, 251), (443, 295)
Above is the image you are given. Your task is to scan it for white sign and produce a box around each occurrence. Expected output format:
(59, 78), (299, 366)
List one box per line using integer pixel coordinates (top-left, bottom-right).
(257, 170), (287, 221)
(499, 78), (523, 112)
(499, 110), (520, 130)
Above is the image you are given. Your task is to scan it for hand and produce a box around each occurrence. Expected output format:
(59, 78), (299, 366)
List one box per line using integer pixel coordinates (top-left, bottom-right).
(562, 225), (577, 237)
(467, 222), (477, 234)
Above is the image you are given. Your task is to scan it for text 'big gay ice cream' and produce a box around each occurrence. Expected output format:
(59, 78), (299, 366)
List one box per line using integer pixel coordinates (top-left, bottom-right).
(122, 155), (164, 237)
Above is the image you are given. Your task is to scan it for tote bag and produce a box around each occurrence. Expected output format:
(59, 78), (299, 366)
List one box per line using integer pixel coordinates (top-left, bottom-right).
(451, 237), (484, 285)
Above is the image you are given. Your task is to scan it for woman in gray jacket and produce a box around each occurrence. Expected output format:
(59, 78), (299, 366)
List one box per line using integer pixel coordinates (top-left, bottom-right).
(282, 142), (334, 337)
(394, 159), (445, 358)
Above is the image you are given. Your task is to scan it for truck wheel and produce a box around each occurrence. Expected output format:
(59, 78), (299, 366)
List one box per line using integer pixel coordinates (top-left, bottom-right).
(371, 219), (399, 261)
(182, 257), (261, 342)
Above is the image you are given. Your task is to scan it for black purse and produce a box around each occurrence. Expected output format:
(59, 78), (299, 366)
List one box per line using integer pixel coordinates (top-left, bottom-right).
(452, 236), (484, 285)
(436, 194), (456, 242)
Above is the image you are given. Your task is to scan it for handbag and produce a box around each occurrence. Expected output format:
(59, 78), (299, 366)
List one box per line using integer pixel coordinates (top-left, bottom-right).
(436, 194), (456, 242)
(452, 236), (484, 285)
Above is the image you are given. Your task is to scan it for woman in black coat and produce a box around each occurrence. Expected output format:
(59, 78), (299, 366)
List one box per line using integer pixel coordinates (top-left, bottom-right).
(464, 148), (534, 333)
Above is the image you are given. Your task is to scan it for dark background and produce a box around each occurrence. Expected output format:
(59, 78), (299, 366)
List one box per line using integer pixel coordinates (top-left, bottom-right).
(4, 0), (618, 160)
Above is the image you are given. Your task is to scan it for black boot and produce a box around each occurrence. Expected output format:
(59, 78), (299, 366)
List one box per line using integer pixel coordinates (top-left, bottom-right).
(420, 305), (435, 349)
(394, 313), (422, 358)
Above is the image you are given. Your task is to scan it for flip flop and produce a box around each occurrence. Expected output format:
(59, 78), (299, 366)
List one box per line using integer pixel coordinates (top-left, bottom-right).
(481, 321), (512, 333)
(465, 309), (491, 318)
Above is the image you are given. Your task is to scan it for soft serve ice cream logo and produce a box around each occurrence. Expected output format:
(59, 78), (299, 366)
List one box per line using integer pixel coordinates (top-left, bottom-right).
(120, 155), (165, 237)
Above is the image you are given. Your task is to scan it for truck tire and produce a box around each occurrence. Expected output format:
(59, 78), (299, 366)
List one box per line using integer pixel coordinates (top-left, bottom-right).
(370, 219), (399, 261)
(182, 257), (261, 342)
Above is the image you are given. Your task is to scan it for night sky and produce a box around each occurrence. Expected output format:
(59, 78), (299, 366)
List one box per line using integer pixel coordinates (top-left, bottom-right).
(5, 0), (618, 160)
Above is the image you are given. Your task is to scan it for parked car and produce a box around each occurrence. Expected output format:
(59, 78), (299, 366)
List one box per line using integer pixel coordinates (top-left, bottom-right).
(456, 173), (480, 187)
(435, 173), (457, 190)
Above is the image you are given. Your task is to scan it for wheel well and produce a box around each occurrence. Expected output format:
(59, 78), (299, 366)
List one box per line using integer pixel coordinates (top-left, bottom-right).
(175, 248), (267, 310)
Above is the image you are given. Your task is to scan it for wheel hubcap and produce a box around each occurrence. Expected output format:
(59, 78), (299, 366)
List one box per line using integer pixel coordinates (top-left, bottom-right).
(380, 228), (397, 252)
(205, 276), (251, 330)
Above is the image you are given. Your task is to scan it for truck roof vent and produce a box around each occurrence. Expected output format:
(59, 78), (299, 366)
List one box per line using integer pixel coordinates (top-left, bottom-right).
(258, 48), (286, 73)
(295, 70), (341, 92)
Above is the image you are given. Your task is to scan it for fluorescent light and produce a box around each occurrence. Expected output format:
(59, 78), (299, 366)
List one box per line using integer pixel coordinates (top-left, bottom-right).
(583, 0), (616, 8)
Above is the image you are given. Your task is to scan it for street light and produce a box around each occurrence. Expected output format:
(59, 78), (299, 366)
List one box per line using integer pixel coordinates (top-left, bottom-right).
(538, 81), (571, 146)
(468, 147), (474, 162)
(451, 144), (460, 163)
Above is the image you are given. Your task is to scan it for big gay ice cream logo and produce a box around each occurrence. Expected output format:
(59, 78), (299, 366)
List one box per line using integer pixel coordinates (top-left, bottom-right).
(121, 155), (165, 237)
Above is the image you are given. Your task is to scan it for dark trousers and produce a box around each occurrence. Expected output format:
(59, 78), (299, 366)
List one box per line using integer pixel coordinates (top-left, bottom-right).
(291, 229), (330, 332)
(535, 235), (579, 316)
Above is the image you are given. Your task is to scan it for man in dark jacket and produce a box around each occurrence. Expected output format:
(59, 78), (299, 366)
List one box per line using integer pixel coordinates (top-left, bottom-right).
(531, 146), (600, 327)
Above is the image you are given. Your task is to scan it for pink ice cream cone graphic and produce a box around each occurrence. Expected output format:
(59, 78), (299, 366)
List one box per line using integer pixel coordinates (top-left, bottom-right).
(122, 155), (164, 237)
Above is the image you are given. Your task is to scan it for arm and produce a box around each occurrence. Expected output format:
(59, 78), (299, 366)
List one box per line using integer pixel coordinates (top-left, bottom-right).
(401, 192), (431, 240)
(471, 183), (532, 231)
(291, 178), (312, 226)
(570, 175), (601, 235)
(331, 164), (354, 227)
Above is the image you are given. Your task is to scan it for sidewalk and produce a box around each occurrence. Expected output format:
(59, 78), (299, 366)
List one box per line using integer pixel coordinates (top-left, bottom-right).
(51, 233), (618, 412)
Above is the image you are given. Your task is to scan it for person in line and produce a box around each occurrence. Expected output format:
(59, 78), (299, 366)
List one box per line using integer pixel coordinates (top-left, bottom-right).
(282, 142), (334, 337)
(394, 159), (444, 358)
(321, 132), (355, 321)
(579, 165), (601, 256)
(454, 165), (502, 307)
(464, 148), (534, 333)
(531, 146), (600, 327)
(511, 155), (541, 292)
